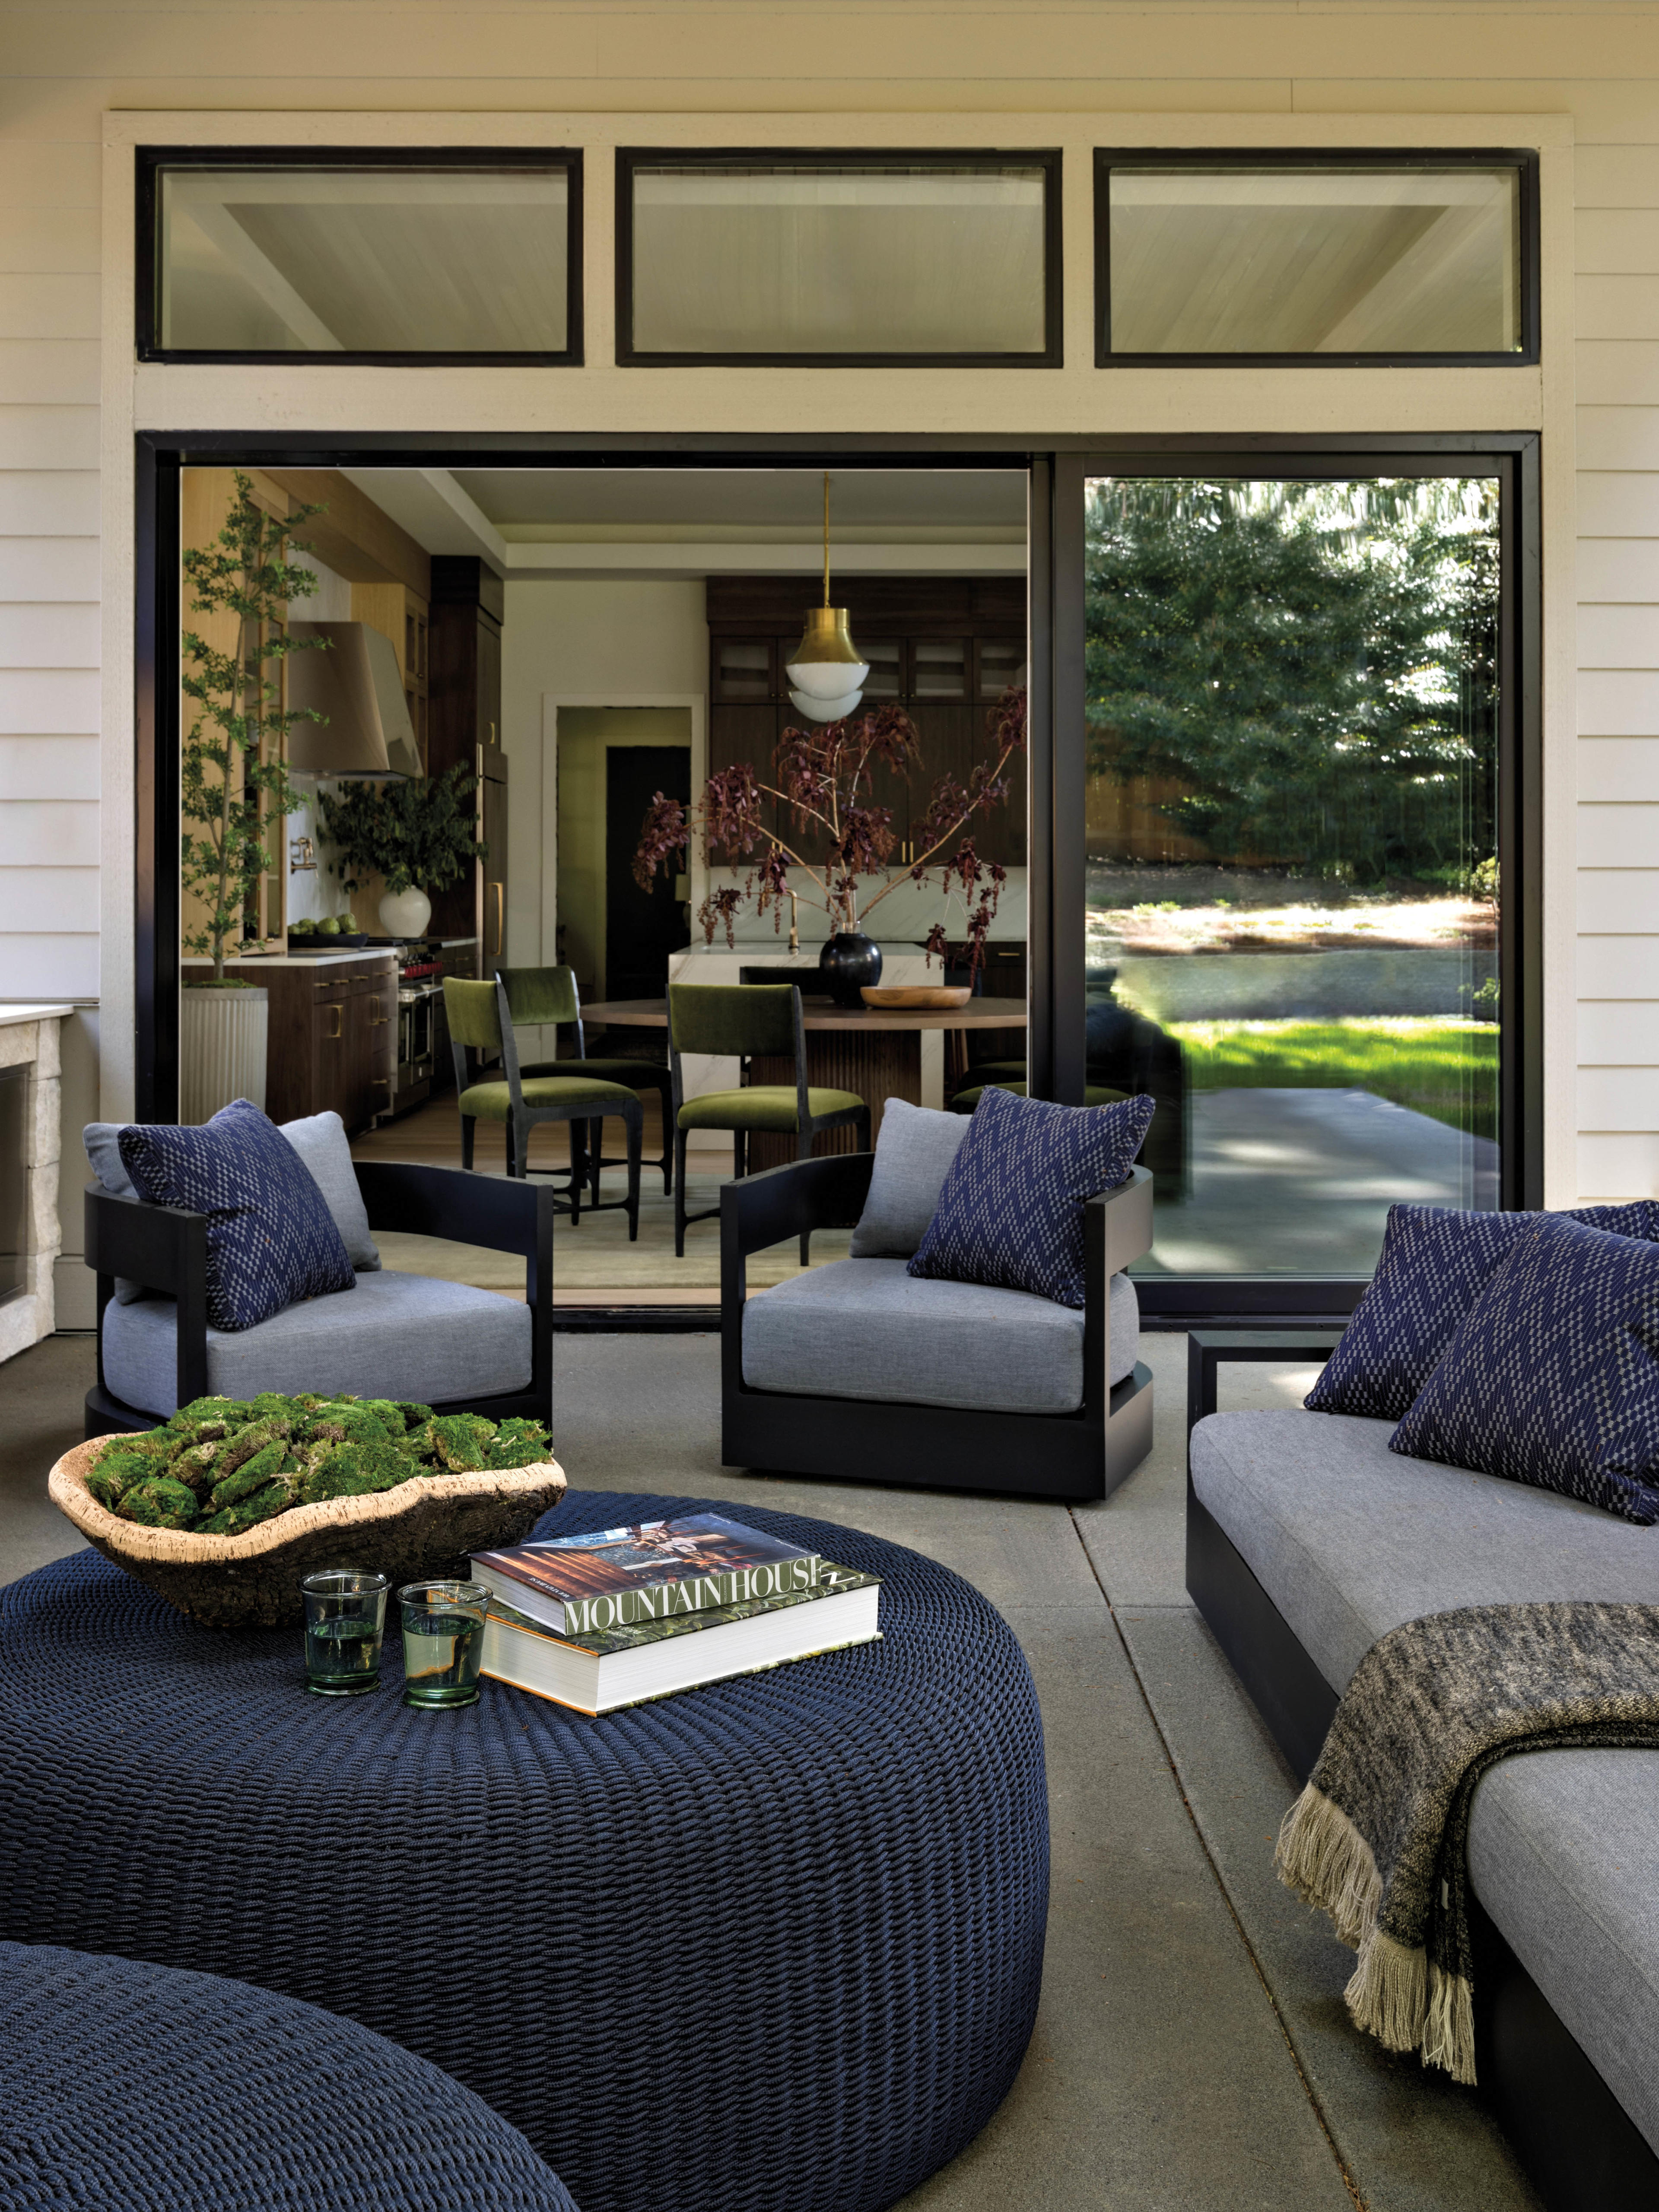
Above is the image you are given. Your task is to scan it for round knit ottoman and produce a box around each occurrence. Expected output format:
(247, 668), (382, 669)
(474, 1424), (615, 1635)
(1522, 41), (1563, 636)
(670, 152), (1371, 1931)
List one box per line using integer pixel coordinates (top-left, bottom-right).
(0, 1939), (579, 2211)
(0, 1493), (1048, 2212)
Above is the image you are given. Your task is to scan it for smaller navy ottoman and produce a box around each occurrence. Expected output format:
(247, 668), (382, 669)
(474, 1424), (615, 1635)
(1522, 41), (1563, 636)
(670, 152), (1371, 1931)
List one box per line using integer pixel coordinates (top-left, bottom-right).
(0, 1939), (581, 2212)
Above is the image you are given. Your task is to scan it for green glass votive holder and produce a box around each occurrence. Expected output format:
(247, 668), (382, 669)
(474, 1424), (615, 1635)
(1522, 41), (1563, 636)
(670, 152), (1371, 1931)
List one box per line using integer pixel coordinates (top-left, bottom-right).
(301, 1569), (390, 1696)
(397, 1580), (489, 1708)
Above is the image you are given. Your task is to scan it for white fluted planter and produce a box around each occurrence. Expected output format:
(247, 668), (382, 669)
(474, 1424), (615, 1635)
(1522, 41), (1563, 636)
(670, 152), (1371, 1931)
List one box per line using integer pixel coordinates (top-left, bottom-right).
(378, 885), (431, 938)
(179, 986), (269, 1124)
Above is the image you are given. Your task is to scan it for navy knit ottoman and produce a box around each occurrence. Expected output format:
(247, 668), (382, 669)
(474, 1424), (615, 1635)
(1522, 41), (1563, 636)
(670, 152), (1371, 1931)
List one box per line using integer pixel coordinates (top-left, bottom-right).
(0, 1493), (1049, 2212)
(0, 1939), (579, 2211)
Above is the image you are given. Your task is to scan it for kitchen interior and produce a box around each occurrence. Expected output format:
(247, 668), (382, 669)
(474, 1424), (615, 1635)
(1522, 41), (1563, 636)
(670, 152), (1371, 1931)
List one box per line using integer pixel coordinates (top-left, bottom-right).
(179, 462), (1030, 1307)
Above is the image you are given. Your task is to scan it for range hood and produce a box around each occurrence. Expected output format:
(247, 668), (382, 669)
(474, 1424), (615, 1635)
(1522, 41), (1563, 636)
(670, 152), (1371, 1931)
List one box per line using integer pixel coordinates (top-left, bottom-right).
(285, 621), (420, 778)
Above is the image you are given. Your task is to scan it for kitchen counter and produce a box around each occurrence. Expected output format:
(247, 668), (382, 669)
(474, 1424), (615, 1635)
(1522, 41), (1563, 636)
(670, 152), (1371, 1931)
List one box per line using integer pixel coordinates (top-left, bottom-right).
(183, 950), (396, 971)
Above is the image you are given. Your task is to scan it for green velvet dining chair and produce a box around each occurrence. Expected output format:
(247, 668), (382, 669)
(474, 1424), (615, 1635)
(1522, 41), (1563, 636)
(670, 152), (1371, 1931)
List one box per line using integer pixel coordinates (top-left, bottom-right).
(667, 982), (869, 1263)
(497, 965), (674, 1199)
(442, 977), (642, 1239)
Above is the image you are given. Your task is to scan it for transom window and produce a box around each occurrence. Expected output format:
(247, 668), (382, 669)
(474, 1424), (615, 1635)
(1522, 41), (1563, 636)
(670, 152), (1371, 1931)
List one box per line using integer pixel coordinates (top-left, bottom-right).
(139, 149), (583, 364)
(1095, 151), (1538, 366)
(617, 149), (1062, 366)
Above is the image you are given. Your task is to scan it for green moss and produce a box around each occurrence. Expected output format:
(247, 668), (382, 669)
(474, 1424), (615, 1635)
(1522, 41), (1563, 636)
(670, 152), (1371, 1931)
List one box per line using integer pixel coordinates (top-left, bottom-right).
(417, 1413), (495, 1473)
(172, 1396), (251, 1429)
(213, 1417), (291, 1478)
(485, 1418), (552, 1471)
(299, 1440), (413, 1504)
(117, 1475), (198, 1530)
(396, 1402), (434, 1431)
(210, 1440), (287, 1507)
(197, 1482), (289, 1536)
(88, 1446), (154, 1503)
(299, 1404), (390, 1451)
(359, 1399), (408, 1440)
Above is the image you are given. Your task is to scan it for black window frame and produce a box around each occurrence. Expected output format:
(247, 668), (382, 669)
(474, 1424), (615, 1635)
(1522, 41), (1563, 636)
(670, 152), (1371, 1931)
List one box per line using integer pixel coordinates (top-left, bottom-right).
(615, 146), (1064, 369)
(136, 146), (585, 367)
(1093, 147), (1541, 369)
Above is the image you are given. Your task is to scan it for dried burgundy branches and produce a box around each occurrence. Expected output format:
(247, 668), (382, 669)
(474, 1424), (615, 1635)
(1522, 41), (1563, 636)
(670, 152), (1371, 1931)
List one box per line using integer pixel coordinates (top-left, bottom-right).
(633, 687), (1027, 974)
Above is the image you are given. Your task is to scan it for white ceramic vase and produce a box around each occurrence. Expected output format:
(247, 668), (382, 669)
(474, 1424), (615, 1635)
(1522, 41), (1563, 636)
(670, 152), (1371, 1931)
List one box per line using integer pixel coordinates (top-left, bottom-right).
(378, 885), (432, 939)
(179, 985), (269, 1124)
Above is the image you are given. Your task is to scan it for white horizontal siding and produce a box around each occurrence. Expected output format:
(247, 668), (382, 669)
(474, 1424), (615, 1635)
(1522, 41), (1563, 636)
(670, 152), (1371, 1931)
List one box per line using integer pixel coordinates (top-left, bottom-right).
(1577, 804), (1659, 867)
(0, 670), (99, 733)
(0, 540), (98, 600)
(0, 932), (96, 997)
(1578, 869), (1659, 932)
(1579, 1001), (1659, 1061)
(0, 801), (96, 868)
(0, 736), (97, 800)
(0, 867), (97, 931)
(1576, 606), (1659, 666)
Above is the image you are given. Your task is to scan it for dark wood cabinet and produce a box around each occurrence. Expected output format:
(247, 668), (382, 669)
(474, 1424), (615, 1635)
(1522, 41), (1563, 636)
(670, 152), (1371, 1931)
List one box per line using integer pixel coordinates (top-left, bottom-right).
(428, 555), (508, 957)
(706, 578), (1027, 872)
(206, 956), (397, 1135)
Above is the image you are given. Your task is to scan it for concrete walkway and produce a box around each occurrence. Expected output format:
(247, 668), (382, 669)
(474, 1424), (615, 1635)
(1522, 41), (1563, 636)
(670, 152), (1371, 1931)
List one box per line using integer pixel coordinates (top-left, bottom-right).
(3, 1330), (1540, 2212)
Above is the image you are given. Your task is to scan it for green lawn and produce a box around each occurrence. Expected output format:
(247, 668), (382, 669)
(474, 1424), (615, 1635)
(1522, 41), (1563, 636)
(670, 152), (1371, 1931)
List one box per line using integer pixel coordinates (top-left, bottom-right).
(1167, 1017), (1499, 1141)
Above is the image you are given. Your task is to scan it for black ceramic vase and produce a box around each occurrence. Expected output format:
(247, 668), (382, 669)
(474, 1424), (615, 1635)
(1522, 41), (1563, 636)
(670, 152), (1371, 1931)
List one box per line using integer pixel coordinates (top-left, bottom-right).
(819, 931), (883, 1008)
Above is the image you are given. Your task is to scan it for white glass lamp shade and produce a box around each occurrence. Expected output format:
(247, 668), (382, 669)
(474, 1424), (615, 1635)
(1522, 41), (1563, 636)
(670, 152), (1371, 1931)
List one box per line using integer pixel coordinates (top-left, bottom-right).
(789, 685), (866, 723)
(785, 607), (868, 721)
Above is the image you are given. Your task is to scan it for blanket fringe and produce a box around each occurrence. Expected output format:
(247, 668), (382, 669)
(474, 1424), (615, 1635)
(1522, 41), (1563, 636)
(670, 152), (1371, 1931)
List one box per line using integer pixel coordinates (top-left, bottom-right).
(1274, 1784), (1381, 1948)
(1422, 1961), (1478, 2087)
(1346, 1926), (1429, 2055)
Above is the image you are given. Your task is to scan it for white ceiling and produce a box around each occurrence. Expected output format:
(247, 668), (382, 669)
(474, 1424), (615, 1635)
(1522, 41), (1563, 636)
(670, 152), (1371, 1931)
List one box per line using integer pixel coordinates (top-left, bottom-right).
(341, 465), (1028, 581)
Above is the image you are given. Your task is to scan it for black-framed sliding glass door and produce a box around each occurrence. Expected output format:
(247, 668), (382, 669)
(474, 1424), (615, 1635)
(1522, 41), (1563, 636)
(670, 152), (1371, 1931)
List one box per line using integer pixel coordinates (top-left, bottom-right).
(1047, 442), (1539, 1316)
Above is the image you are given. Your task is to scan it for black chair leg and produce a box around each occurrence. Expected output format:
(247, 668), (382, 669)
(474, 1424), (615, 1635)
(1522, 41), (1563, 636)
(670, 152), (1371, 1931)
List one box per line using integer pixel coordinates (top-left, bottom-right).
(626, 1107), (642, 1243)
(658, 1080), (674, 1195)
(674, 1126), (690, 1258)
(797, 1125), (815, 1268)
(588, 1118), (603, 1208)
(460, 1116), (475, 1171)
(567, 1121), (584, 1224)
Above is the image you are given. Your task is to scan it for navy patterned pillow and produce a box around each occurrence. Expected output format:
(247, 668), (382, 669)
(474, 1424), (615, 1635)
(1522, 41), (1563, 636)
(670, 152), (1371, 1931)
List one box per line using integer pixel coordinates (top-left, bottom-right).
(118, 1099), (356, 1333)
(1305, 1200), (1659, 1422)
(907, 1084), (1154, 1310)
(1390, 1216), (1659, 1524)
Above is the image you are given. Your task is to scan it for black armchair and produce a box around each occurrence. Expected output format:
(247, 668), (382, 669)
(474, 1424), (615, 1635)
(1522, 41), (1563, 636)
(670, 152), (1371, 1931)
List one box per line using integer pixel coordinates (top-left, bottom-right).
(721, 1158), (1155, 1503)
(84, 1163), (553, 1439)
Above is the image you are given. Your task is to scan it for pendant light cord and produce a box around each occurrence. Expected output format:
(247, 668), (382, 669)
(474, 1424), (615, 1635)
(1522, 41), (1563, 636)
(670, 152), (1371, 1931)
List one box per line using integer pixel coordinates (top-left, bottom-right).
(823, 470), (831, 608)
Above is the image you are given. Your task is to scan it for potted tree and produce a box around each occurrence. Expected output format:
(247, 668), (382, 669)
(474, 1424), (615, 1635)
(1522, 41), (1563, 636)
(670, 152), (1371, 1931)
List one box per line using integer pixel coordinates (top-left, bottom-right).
(180, 473), (331, 1122)
(634, 690), (1026, 1003)
(318, 765), (484, 940)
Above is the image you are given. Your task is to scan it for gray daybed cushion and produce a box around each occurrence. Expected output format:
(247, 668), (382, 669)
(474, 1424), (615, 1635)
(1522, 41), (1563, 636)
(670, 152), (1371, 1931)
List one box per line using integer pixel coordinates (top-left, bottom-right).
(102, 1270), (530, 1418)
(849, 1098), (970, 1258)
(742, 1257), (1138, 1415)
(1189, 1408), (1659, 1695)
(1469, 1749), (1659, 2158)
(85, 1109), (379, 1304)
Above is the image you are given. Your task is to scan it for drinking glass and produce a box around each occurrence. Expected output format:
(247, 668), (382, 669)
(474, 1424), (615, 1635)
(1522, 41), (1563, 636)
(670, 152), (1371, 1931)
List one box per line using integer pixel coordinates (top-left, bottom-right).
(300, 1569), (390, 1696)
(397, 1580), (489, 1708)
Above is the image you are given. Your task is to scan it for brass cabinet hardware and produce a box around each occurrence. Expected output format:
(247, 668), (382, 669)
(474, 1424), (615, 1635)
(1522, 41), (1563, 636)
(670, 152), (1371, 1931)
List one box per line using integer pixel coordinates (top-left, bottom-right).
(326, 1004), (343, 1040)
(492, 881), (504, 955)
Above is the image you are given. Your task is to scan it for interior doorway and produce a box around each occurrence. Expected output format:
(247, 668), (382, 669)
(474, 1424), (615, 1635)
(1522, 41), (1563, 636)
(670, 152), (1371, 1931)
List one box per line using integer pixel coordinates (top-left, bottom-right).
(553, 709), (693, 1006)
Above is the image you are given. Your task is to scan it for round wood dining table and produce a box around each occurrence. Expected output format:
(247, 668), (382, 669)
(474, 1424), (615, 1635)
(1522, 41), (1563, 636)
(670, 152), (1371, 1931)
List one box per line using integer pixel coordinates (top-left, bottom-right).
(583, 996), (1029, 1163)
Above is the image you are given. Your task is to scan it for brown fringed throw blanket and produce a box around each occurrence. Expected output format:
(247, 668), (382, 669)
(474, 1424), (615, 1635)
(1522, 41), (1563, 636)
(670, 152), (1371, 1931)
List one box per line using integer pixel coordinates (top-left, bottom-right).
(1276, 1600), (1659, 2085)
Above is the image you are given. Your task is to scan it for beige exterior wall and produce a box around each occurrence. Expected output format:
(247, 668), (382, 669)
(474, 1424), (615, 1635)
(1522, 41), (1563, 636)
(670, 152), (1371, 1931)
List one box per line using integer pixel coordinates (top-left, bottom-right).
(0, 3), (1653, 1208)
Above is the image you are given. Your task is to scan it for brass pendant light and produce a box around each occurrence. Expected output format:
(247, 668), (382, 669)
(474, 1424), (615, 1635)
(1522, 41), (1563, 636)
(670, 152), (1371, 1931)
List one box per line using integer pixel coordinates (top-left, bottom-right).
(785, 472), (869, 723)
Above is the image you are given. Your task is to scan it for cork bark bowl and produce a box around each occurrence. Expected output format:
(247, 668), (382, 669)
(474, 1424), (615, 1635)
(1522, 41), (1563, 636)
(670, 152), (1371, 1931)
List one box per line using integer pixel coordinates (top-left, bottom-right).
(48, 1438), (567, 1630)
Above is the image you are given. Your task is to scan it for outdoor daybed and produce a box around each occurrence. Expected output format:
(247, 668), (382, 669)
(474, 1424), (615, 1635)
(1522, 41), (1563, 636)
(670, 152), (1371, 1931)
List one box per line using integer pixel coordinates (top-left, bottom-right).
(1186, 1341), (1659, 2212)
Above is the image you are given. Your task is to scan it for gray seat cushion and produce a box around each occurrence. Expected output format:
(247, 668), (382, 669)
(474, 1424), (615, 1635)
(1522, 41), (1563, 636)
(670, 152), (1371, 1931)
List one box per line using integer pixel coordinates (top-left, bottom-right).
(1469, 1750), (1659, 2156)
(742, 1257), (1138, 1415)
(1189, 1409), (1659, 1693)
(102, 1269), (531, 1418)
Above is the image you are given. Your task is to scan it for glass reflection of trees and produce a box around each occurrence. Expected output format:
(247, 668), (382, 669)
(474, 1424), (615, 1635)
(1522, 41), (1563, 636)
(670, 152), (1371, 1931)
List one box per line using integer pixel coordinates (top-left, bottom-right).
(1084, 477), (1498, 889)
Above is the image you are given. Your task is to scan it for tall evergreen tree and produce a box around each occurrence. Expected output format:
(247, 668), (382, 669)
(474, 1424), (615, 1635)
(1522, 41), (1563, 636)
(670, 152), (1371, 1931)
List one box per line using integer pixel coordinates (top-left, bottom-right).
(1084, 477), (1499, 886)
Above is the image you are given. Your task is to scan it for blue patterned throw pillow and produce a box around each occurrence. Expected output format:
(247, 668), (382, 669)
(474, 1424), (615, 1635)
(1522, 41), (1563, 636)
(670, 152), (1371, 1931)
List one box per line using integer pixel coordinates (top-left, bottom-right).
(1306, 1200), (1659, 1422)
(907, 1084), (1154, 1310)
(1390, 1216), (1659, 1524)
(118, 1099), (356, 1333)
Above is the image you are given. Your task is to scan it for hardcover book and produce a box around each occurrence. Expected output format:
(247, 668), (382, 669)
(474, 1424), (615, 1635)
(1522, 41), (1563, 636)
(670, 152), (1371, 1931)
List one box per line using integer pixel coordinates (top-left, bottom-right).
(471, 1512), (823, 1638)
(479, 1558), (882, 1716)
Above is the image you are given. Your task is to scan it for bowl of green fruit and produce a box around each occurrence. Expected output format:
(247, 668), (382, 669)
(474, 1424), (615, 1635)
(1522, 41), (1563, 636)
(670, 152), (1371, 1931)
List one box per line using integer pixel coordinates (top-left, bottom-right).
(51, 1395), (565, 1628)
(288, 914), (369, 949)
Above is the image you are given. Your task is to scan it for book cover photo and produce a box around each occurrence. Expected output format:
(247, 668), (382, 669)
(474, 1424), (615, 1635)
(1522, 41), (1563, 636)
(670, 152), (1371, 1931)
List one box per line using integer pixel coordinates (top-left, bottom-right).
(472, 1513), (824, 1636)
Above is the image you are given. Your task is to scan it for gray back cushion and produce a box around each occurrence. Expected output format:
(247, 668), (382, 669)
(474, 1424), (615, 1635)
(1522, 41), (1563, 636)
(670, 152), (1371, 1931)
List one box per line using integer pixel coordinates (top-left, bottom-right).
(85, 1108), (379, 1304)
(849, 1099), (971, 1259)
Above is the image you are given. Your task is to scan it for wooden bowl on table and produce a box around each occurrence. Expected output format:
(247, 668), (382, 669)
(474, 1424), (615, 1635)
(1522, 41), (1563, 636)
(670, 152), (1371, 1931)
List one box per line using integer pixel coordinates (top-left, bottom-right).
(859, 986), (973, 1010)
(48, 1439), (566, 1630)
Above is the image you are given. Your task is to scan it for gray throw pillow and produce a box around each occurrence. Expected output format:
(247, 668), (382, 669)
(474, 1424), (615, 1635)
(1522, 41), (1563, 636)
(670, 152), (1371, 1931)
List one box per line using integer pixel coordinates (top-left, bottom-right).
(83, 1109), (378, 1303)
(849, 1099), (972, 1259)
(278, 1111), (381, 1272)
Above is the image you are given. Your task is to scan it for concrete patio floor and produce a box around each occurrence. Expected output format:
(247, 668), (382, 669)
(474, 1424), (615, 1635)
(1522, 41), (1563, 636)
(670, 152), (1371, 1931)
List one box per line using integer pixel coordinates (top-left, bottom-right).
(2, 1329), (1540, 2212)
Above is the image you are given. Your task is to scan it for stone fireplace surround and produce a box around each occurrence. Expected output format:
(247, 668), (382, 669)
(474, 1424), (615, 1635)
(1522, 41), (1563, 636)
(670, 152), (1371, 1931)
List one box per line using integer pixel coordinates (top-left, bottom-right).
(0, 1006), (70, 1366)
